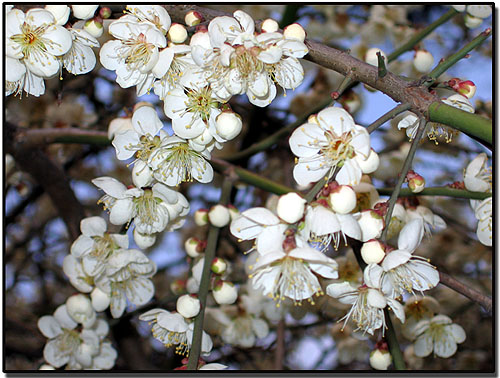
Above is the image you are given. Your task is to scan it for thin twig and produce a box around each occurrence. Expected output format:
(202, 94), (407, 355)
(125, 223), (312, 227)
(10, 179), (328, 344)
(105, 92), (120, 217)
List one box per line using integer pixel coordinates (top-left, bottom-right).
(439, 272), (492, 314)
(377, 186), (491, 200)
(366, 103), (411, 133)
(380, 118), (427, 242)
(274, 319), (285, 370)
(187, 179), (233, 370)
(384, 308), (406, 370)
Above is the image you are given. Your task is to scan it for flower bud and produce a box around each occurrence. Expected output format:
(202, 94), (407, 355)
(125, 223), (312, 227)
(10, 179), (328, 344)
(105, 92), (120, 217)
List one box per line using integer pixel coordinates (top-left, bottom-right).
(261, 18), (279, 33)
(185, 10), (204, 26)
(355, 149), (380, 175)
(370, 349), (392, 370)
(168, 23), (188, 44)
(170, 279), (187, 295)
(329, 186), (357, 214)
(91, 287), (110, 312)
(184, 237), (204, 258)
(357, 210), (384, 242)
(176, 294), (201, 318)
(99, 6), (111, 19)
(283, 23), (306, 42)
(215, 111), (242, 141)
(208, 205), (231, 227)
(464, 14), (483, 28)
(364, 48), (386, 67)
(361, 240), (386, 264)
(467, 5), (492, 19)
(194, 209), (209, 226)
(84, 19), (104, 38)
(413, 50), (434, 73)
(277, 192), (307, 223)
(407, 170), (425, 193)
(133, 228), (156, 249)
(457, 80), (476, 99)
(45, 5), (70, 25)
(186, 277), (200, 294)
(72, 5), (99, 20)
(190, 29), (210, 48)
(212, 281), (238, 305)
(227, 204), (240, 220)
(211, 257), (228, 275)
(66, 294), (96, 327)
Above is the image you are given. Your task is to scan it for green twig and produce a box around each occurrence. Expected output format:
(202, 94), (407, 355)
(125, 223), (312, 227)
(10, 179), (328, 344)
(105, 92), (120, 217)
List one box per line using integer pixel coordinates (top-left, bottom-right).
(380, 118), (427, 242)
(186, 179), (233, 370)
(386, 8), (458, 63)
(384, 308), (406, 370)
(210, 157), (294, 195)
(366, 103), (411, 133)
(222, 97), (332, 162)
(304, 174), (330, 202)
(278, 4), (302, 29)
(426, 28), (492, 83)
(377, 186), (491, 200)
(377, 52), (387, 78)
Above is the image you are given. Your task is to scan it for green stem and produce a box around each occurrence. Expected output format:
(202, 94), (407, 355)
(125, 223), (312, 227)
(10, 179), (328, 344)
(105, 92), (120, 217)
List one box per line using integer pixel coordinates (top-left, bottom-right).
(305, 174), (330, 202)
(377, 186), (491, 200)
(427, 28), (492, 82)
(386, 8), (458, 63)
(210, 158), (294, 195)
(428, 102), (492, 146)
(186, 180), (233, 370)
(279, 4), (302, 28)
(381, 118), (426, 242)
(384, 308), (406, 370)
(367, 103), (411, 133)
(222, 97), (332, 162)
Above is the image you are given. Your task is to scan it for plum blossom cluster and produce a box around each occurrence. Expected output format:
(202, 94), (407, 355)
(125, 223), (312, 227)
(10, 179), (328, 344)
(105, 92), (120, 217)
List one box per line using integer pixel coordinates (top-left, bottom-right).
(6, 5), (101, 97)
(37, 294), (117, 370)
(464, 153), (492, 246)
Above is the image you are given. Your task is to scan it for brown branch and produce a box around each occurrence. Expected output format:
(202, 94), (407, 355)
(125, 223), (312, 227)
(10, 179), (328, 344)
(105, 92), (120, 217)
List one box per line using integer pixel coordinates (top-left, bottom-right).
(5, 122), (85, 241)
(274, 319), (285, 370)
(439, 271), (492, 315)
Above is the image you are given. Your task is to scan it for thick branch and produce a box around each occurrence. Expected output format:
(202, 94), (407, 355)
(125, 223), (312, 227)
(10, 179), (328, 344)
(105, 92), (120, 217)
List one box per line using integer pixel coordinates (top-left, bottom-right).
(5, 122), (85, 240)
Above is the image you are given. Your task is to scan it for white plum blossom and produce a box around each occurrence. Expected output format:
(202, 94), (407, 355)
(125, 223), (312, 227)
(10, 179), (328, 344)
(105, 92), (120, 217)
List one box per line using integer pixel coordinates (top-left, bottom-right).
(289, 106), (371, 186)
(37, 302), (116, 369)
(139, 308), (213, 355)
(148, 135), (214, 186)
(99, 14), (167, 95)
(208, 307), (269, 348)
(326, 267), (405, 335)
(63, 29), (100, 75)
(405, 205), (446, 237)
(464, 153), (491, 193)
(45, 5), (70, 25)
(94, 249), (156, 318)
(70, 216), (129, 277)
(92, 177), (189, 236)
(124, 5), (172, 34)
(409, 315), (466, 358)
(472, 197), (492, 246)
(366, 219), (440, 299)
(63, 254), (94, 293)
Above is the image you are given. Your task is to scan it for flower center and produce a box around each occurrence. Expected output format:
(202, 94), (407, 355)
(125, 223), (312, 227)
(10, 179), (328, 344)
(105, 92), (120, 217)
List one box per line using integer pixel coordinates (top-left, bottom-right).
(11, 23), (50, 59)
(129, 134), (162, 162)
(134, 188), (163, 227)
(320, 130), (355, 167)
(121, 34), (154, 69)
(231, 46), (263, 79)
(184, 87), (219, 123)
(90, 233), (117, 260)
(58, 329), (82, 353)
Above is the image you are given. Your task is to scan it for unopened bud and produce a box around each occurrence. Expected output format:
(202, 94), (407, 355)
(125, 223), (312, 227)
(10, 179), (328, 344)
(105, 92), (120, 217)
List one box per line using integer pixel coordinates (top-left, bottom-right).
(184, 237), (205, 258)
(99, 6), (111, 19)
(361, 240), (386, 264)
(457, 80), (476, 99)
(211, 257), (228, 274)
(208, 205), (231, 227)
(370, 348), (392, 370)
(365, 48), (386, 67)
(283, 23), (306, 42)
(227, 204), (240, 220)
(194, 209), (209, 226)
(72, 5), (99, 20)
(84, 18), (104, 38)
(215, 111), (242, 140)
(185, 10), (203, 26)
(212, 281), (238, 305)
(261, 18), (279, 33)
(464, 14), (483, 29)
(357, 210), (384, 242)
(413, 50), (434, 73)
(407, 171), (425, 193)
(329, 186), (357, 214)
(90, 287), (110, 312)
(277, 192), (307, 223)
(168, 23), (188, 44)
(355, 149), (379, 175)
(176, 294), (201, 318)
(66, 294), (95, 326)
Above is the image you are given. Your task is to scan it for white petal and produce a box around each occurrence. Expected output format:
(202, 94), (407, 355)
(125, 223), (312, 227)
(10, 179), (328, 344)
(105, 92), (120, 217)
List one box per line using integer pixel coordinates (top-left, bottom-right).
(54, 305), (77, 330)
(336, 159), (362, 186)
(387, 298), (405, 323)
(338, 213), (362, 240)
(449, 324), (466, 343)
(157, 311), (188, 333)
(132, 106), (163, 136)
(413, 333), (433, 357)
(109, 198), (134, 225)
(70, 235), (94, 258)
(256, 224), (287, 255)
(366, 288), (386, 308)
(293, 159), (329, 186)
(125, 277), (155, 306)
(252, 318), (269, 339)
(44, 339), (69, 368)
(92, 177), (127, 198)
(398, 218), (424, 252)
(381, 250), (412, 271)
(289, 123), (324, 158)
(434, 331), (457, 358)
(38, 316), (63, 338)
(325, 282), (356, 303)
(80, 216), (107, 237)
